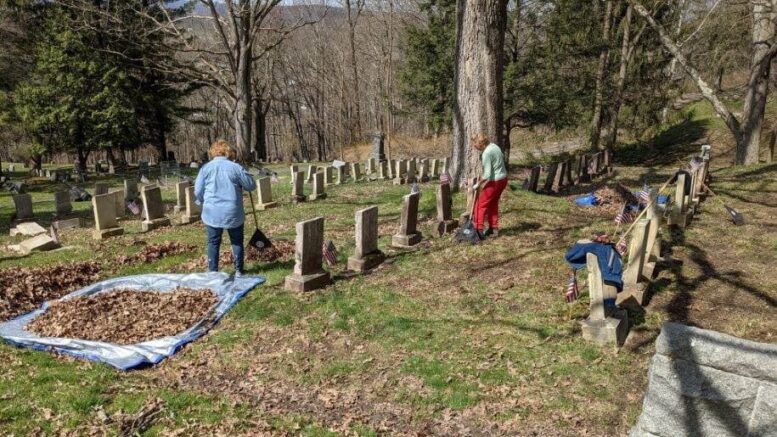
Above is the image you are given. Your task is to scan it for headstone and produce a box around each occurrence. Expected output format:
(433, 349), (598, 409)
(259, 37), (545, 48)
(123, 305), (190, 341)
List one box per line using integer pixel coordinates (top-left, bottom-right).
(174, 181), (191, 214)
(140, 186), (170, 232)
(336, 165), (345, 185)
(564, 159), (575, 187)
(18, 234), (60, 254)
(347, 206), (385, 272)
(387, 159), (395, 179)
(290, 164), (299, 185)
(256, 177), (277, 210)
(92, 193), (124, 239)
(406, 160), (417, 184)
(589, 153), (600, 176)
(110, 189), (125, 218)
(419, 159), (430, 183)
(306, 164), (318, 183)
(542, 163), (559, 193)
(641, 190), (663, 281)
(377, 161), (388, 180)
(371, 133), (386, 162)
(323, 167), (335, 186)
(292, 171), (307, 203)
(392, 192), (422, 248)
(310, 171), (326, 201)
(579, 253), (628, 347)
(350, 162), (362, 182)
(53, 217), (83, 231)
(555, 161), (567, 190)
(365, 158), (375, 176)
(10, 222), (47, 237)
(179, 185), (201, 225)
(284, 217), (331, 292)
(436, 183), (458, 236)
(668, 173), (689, 228)
(12, 193), (33, 221)
(430, 159), (439, 178)
(577, 155), (590, 183)
(95, 183), (109, 196)
(54, 191), (72, 216)
(526, 166), (541, 192)
(124, 179), (139, 201)
(442, 157), (449, 174)
(630, 323), (777, 437)
(393, 160), (405, 185)
(108, 163), (116, 174)
(620, 219), (650, 306)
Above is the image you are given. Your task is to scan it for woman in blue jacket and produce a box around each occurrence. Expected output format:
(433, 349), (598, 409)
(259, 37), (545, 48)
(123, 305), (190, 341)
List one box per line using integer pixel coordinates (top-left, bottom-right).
(194, 141), (257, 276)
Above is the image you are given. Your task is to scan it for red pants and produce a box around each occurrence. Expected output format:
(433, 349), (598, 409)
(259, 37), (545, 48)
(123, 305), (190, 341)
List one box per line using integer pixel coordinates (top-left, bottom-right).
(474, 178), (508, 231)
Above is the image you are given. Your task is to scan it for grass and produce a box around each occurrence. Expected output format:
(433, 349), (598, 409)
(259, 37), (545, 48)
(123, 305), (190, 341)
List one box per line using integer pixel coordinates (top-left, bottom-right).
(1, 111), (776, 434)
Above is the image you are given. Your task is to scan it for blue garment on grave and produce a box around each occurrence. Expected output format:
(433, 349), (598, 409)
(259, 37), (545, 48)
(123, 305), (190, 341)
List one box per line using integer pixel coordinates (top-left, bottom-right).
(565, 242), (624, 291)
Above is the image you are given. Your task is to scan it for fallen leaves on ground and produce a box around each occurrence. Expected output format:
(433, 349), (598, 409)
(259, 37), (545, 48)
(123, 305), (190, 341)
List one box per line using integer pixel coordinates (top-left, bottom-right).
(570, 183), (640, 215)
(177, 240), (295, 272)
(26, 288), (217, 344)
(0, 262), (102, 322)
(115, 241), (196, 265)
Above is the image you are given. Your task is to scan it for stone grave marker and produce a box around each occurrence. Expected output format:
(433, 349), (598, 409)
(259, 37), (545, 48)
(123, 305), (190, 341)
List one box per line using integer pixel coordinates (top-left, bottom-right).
(256, 177), (277, 210)
(310, 171), (327, 200)
(579, 253), (628, 347)
(668, 172), (689, 228)
(13, 193), (33, 221)
(387, 159), (395, 179)
(10, 222), (47, 237)
(377, 160), (388, 180)
(18, 234), (60, 254)
(372, 133), (386, 162)
(95, 183), (109, 196)
(110, 189), (125, 218)
(140, 186), (170, 232)
(430, 159), (438, 178)
(436, 183), (458, 236)
(406, 160), (417, 184)
(54, 190), (72, 216)
(347, 206), (385, 272)
(555, 161), (567, 190)
(365, 158), (375, 175)
(336, 165), (345, 185)
(542, 163), (559, 193)
(306, 164), (318, 183)
(618, 219), (650, 307)
(174, 181), (191, 213)
(289, 164), (299, 185)
(393, 160), (406, 185)
(323, 167), (335, 186)
(124, 179), (139, 201)
(419, 159), (430, 183)
(350, 162), (362, 182)
(179, 185), (201, 225)
(53, 217), (83, 231)
(526, 166), (541, 192)
(392, 192), (422, 248)
(284, 217), (331, 292)
(291, 171), (307, 203)
(92, 193), (124, 239)
(577, 155), (589, 182)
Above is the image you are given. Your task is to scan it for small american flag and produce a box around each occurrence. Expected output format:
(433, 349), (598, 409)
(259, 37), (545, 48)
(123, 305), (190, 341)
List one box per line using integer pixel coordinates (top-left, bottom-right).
(565, 274), (579, 302)
(616, 237), (628, 256)
(440, 171), (451, 185)
(637, 183), (651, 204)
(127, 200), (141, 215)
(322, 240), (338, 266)
(614, 206), (633, 225)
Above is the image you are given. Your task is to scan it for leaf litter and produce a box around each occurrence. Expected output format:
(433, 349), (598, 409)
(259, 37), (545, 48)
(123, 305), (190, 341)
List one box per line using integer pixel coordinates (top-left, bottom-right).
(176, 239), (295, 272)
(115, 241), (196, 265)
(26, 288), (218, 344)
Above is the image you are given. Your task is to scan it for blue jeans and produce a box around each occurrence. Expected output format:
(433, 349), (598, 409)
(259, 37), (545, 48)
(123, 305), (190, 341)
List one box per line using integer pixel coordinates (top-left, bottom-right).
(206, 224), (244, 273)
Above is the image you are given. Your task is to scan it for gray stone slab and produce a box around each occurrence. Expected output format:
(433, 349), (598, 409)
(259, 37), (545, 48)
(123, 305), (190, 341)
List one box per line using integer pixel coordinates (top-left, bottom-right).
(54, 190), (72, 216)
(285, 217), (330, 292)
(141, 186), (165, 221)
(292, 171), (307, 202)
(94, 183), (109, 196)
(13, 193), (33, 220)
(393, 192), (421, 248)
(92, 193), (118, 231)
(257, 177), (277, 209)
(19, 234), (60, 254)
(310, 171), (326, 200)
(11, 222), (47, 237)
(53, 217), (83, 231)
(174, 181), (190, 213)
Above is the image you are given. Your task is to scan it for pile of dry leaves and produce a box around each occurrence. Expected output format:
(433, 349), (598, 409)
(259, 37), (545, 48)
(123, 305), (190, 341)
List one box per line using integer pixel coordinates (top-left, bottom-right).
(579, 184), (640, 215)
(115, 241), (196, 265)
(0, 262), (102, 322)
(177, 239), (295, 272)
(26, 288), (217, 344)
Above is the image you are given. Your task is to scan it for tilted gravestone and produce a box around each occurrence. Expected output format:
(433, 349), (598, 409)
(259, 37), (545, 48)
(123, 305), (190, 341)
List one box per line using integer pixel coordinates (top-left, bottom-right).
(631, 323), (777, 437)
(310, 171), (327, 201)
(174, 181), (191, 214)
(284, 217), (331, 292)
(10, 222), (47, 237)
(92, 193), (124, 239)
(436, 183), (458, 236)
(179, 185), (201, 225)
(579, 253), (628, 347)
(618, 218), (650, 307)
(140, 186), (170, 232)
(291, 171), (307, 203)
(54, 190), (72, 216)
(256, 177), (277, 210)
(392, 192), (422, 248)
(348, 206), (385, 272)
(577, 155), (590, 183)
(12, 193), (33, 221)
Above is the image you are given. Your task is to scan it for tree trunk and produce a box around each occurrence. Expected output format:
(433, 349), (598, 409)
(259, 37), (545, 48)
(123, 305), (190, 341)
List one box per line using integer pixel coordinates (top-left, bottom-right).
(589, 0), (614, 150)
(252, 97), (267, 161)
(451, 0), (508, 188)
(605, 4), (632, 149)
(345, 0), (363, 143)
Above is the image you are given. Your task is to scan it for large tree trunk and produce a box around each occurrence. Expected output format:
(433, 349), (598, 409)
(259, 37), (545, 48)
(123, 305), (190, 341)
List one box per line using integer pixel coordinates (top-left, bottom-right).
(589, 0), (614, 150)
(451, 0), (508, 188)
(234, 46), (253, 162)
(605, 4), (633, 149)
(252, 97), (267, 161)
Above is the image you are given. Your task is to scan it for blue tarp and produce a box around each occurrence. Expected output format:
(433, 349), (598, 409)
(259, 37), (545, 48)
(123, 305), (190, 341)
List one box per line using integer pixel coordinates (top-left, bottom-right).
(0, 272), (264, 370)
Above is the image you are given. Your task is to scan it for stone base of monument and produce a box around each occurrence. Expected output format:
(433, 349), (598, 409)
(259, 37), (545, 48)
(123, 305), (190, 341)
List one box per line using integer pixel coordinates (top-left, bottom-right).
(292, 195), (307, 204)
(141, 217), (171, 232)
(392, 232), (421, 248)
(19, 234), (60, 255)
(347, 250), (385, 272)
(53, 217), (84, 231)
(580, 307), (628, 347)
(667, 211), (691, 228)
(175, 215), (200, 226)
(10, 222), (47, 237)
(93, 227), (124, 240)
(617, 283), (648, 307)
(309, 193), (327, 201)
(437, 220), (458, 237)
(257, 201), (278, 210)
(284, 271), (331, 292)
(393, 177), (406, 185)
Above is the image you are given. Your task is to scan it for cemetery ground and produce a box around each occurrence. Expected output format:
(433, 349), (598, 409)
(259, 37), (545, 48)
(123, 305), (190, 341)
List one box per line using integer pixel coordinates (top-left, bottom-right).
(1, 147), (776, 433)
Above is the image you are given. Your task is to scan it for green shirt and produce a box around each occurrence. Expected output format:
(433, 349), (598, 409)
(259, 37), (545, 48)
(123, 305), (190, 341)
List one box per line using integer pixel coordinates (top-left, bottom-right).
(481, 143), (507, 181)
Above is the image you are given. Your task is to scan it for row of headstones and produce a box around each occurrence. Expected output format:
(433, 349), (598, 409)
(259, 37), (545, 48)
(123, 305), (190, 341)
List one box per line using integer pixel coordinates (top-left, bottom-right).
(524, 149), (613, 194)
(290, 157), (449, 187)
(284, 182), (459, 291)
(580, 145), (712, 348)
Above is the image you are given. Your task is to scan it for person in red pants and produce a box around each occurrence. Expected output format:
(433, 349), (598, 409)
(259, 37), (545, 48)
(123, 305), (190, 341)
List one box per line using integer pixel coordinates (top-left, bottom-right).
(472, 134), (508, 238)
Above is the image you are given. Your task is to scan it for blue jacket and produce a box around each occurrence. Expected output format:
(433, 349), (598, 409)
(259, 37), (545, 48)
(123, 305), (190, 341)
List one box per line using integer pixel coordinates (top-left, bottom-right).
(194, 157), (256, 229)
(565, 242), (623, 291)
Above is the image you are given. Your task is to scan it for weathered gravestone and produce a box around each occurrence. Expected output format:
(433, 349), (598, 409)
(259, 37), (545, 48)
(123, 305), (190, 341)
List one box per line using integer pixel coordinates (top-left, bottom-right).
(406, 160), (417, 184)
(92, 193), (124, 239)
(577, 155), (590, 183)
(289, 164), (299, 185)
(140, 186), (170, 232)
(525, 166), (541, 192)
(95, 183), (109, 196)
(109, 189), (125, 218)
(630, 323), (777, 437)
(323, 167), (335, 186)
(668, 172), (690, 228)
(392, 192), (422, 248)
(13, 193), (33, 221)
(377, 161), (388, 180)
(419, 159), (430, 183)
(179, 185), (201, 225)
(618, 218), (650, 307)
(365, 158), (375, 176)
(350, 162), (362, 182)
(10, 222), (47, 237)
(336, 165), (345, 185)
(387, 159), (395, 179)
(542, 163), (559, 193)
(284, 217), (331, 292)
(124, 179), (139, 201)
(310, 171), (326, 201)
(579, 252), (628, 348)
(459, 177), (479, 225)
(174, 181), (191, 214)
(54, 191), (72, 216)
(306, 164), (318, 183)
(430, 159), (439, 178)
(53, 217), (83, 231)
(393, 160), (406, 185)
(372, 133), (386, 162)
(18, 233), (60, 254)
(256, 177), (277, 210)
(436, 183), (458, 236)
(556, 161), (568, 190)
(291, 171), (307, 203)
(347, 206), (385, 272)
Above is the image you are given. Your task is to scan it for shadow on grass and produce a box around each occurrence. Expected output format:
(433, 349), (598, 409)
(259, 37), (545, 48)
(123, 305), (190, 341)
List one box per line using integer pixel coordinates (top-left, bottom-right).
(615, 117), (708, 167)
